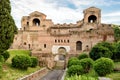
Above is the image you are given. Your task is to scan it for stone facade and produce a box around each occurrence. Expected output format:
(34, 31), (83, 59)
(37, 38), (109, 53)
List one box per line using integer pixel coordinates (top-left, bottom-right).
(11, 7), (114, 69)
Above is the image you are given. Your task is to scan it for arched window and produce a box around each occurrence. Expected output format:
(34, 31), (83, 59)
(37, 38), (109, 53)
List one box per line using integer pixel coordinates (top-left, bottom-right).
(33, 18), (40, 26)
(88, 15), (97, 23)
(76, 41), (82, 50)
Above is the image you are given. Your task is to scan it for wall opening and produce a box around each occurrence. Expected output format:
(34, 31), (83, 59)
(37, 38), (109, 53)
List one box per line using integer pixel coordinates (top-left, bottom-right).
(44, 44), (46, 48)
(76, 41), (82, 50)
(58, 47), (66, 60)
(88, 15), (97, 23)
(33, 18), (40, 26)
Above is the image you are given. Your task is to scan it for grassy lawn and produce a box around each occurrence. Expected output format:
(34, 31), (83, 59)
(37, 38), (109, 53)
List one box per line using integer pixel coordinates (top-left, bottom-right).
(106, 62), (120, 80)
(0, 49), (41, 80)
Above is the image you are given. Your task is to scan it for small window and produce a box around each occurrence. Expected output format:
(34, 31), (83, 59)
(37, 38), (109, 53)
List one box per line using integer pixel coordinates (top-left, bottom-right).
(24, 42), (26, 45)
(67, 40), (69, 43)
(27, 22), (29, 26)
(58, 40), (60, 43)
(55, 39), (57, 43)
(44, 44), (46, 48)
(61, 40), (63, 43)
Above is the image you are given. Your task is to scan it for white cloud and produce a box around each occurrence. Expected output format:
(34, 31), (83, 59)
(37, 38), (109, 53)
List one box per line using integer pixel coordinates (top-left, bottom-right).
(10, 0), (120, 29)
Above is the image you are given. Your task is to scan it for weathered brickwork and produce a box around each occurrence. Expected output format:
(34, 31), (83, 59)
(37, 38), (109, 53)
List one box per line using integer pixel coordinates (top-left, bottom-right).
(11, 7), (114, 68)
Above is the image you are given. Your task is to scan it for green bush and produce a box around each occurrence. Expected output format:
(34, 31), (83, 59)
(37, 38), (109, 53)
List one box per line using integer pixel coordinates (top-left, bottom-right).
(12, 55), (31, 70)
(113, 42), (120, 61)
(94, 57), (114, 76)
(1, 51), (10, 61)
(67, 57), (79, 68)
(0, 55), (4, 63)
(0, 62), (2, 78)
(79, 58), (94, 73)
(78, 53), (89, 60)
(67, 59), (80, 68)
(89, 45), (112, 60)
(65, 74), (98, 80)
(67, 65), (84, 76)
(30, 57), (38, 67)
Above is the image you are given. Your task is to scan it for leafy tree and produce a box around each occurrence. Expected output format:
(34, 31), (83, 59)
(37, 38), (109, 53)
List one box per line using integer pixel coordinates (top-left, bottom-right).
(78, 53), (89, 60)
(0, 0), (17, 54)
(89, 45), (112, 60)
(113, 25), (120, 42)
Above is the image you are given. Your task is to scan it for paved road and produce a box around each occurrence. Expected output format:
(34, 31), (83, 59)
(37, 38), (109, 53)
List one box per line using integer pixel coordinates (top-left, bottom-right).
(40, 70), (64, 80)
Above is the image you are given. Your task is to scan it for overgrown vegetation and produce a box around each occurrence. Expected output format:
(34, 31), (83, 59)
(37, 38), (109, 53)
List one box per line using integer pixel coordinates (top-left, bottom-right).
(94, 58), (114, 76)
(0, 50), (40, 80)
(66, 41), (120, 80)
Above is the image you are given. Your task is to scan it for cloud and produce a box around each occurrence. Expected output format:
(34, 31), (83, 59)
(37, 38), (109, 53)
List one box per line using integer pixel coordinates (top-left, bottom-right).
(10, 0), (120, 29)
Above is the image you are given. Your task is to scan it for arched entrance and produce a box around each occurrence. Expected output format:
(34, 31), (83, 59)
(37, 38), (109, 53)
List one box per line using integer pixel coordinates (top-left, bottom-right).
(88, 15), (97, 23)
(33, 18), (40, 26)
(58, 47), (66, 60)
(54, 47), (67, 69)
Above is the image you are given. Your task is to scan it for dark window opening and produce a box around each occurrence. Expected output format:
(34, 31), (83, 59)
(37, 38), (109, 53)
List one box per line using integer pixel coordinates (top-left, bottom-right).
(76, 41), (82, 50)
(33, 18), (40, 26)
(28, 44), (30, 49)
(58, 40), (60, 43)
(67, 40), (69, 43)
(88, 15), (97, 23)
(27, 22), (29, 26)
(23, 27), (26, 31)
(55, 39), (57, 43)
(44, 44), (46, 48)
(24, 42), (26, 45)
(61, 40), (63, 43)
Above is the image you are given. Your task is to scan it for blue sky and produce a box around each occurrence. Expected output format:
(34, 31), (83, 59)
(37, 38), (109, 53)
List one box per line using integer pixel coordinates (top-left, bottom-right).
(10, 0), (120, 28)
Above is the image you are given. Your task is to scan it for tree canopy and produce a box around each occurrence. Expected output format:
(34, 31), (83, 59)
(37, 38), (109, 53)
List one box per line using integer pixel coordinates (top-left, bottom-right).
(0, 0), (17, 53)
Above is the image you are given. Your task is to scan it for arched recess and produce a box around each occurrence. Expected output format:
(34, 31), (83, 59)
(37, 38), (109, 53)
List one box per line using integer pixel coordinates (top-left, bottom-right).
(58, 47), (66, 60)
(33, 18), (40, 26)
(76, 41), (82, 50)
(88, 15), (97, 23)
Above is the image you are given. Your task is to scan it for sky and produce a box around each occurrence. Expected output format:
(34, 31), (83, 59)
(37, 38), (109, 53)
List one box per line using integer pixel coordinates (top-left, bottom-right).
(10, 0), (120, 28)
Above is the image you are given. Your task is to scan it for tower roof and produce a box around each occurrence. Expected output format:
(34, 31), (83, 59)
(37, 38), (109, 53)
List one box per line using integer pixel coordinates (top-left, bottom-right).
(29, 11), (46, 17)
(83, 6), (101, 13)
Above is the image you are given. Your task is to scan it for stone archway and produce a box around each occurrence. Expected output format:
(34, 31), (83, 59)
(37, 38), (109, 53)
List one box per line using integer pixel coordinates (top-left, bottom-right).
(54, 47), (67, 69)
(58, 47), (66, 60)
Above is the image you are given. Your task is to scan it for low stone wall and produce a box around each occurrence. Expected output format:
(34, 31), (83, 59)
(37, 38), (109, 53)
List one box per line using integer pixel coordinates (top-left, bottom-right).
(18, 68), (48, 80)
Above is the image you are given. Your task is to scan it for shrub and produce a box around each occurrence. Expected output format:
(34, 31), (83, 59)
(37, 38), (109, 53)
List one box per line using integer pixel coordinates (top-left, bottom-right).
(94, 57), (114, 76)
(78, 53), (89, 60)
(67, 59), (80, 68)
(67, 65), (84, 76)
(0, 62), (2, 78)
(1, 51), (10, 61)
(67, 57), (79, 68)
(30, 57), (38, 67)
(79, 58), (94, 73)
(113, 42), (120, 61)
(0, 55), (4, 63)
(12, 55), (31, 70)
(65, 74), (98, 80)
(89, 45), (112, 60)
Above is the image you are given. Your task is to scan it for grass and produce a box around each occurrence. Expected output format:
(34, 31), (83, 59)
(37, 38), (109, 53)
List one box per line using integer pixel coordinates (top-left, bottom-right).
(0, 49), (41, 80)
(106, 62), (120, 80)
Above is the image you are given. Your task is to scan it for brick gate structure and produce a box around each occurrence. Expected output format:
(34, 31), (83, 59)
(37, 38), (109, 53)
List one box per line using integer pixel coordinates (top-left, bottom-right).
(11, 7), (114, 69)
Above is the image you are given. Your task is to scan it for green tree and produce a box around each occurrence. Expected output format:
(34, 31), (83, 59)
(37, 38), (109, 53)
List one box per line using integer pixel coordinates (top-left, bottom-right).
(0, 0), (17, 54)
(89, 45), (112, 60)
(113, 25), (120, 42)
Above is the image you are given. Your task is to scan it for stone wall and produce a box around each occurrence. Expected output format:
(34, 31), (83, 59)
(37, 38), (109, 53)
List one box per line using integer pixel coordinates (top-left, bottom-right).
(18, 68), (48, 80)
